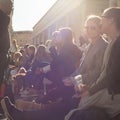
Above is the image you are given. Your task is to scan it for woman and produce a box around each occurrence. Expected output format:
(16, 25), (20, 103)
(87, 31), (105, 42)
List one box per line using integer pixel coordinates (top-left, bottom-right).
(24, 45), (51, 90)
(79, 15), (108, 86)
(39, 27), (82, 104)
(64, 15), (108, 92)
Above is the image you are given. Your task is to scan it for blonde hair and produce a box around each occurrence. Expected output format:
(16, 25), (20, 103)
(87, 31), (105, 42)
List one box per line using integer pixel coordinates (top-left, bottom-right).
(85, 15), (101, 27)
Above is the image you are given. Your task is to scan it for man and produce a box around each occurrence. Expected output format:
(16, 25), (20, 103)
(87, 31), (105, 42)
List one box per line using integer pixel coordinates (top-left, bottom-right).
(0, 0), (13, 97)
(65, 7), (120, 120)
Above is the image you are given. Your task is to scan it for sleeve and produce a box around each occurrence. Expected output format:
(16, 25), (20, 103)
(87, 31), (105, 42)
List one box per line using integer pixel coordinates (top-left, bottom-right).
(89, 69), (107, 95)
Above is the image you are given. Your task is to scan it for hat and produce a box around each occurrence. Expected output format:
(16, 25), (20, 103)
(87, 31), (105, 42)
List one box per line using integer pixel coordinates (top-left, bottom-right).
(0, 0), (13, 15)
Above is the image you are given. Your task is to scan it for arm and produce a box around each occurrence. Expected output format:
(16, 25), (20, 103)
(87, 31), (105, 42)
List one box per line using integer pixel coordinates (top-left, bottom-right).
(89, 69), (107, 95)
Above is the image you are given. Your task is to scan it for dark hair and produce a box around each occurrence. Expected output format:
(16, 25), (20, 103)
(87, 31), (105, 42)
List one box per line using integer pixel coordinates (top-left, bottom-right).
(102, 7), (120, 30)
(59, 27), (74, 44)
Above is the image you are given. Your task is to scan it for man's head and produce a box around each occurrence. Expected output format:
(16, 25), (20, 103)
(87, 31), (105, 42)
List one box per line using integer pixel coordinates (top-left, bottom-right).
(101, 7), (120, 34)
(0, 0), (13, 15)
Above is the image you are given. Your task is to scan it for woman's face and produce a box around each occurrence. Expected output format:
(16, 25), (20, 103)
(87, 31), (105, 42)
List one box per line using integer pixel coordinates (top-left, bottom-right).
(84, 20), (101, 41)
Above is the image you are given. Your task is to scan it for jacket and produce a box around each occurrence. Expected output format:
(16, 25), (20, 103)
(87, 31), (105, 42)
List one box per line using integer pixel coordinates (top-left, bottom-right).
(89, 35), (120, 95)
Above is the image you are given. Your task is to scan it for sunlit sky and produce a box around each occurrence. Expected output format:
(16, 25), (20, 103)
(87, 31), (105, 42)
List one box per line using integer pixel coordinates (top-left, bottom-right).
(12, 0), (57, 31)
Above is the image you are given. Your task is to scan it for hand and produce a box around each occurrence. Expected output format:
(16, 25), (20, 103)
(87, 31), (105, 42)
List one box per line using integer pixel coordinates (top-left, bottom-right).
(74, 83), (88, 93)
(80, 84), (89, 93)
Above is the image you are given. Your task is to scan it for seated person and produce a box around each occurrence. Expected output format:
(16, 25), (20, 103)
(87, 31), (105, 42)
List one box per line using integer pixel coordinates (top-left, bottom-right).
(65, 7), (120, 120)
(36, 27), (82, 104)
(64, 15), (108, 88)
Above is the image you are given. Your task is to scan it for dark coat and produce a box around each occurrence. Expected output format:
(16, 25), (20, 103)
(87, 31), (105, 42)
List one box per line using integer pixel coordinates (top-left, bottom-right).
(46, 44), (82, 86)
(107, 35), (120, 94)
(0, 10), (10, 84)
(0, 10), (10, 54)
(89, 35), (120, 95)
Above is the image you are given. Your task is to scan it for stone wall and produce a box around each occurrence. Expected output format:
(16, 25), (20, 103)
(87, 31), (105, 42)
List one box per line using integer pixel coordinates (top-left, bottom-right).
(12, 31), (33, 48)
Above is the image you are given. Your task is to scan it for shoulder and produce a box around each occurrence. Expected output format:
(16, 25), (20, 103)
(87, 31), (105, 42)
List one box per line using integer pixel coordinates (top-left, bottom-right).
(96, 37), (108, 52)
(112, 35), (120, 51)
(100, 37), (109, 46)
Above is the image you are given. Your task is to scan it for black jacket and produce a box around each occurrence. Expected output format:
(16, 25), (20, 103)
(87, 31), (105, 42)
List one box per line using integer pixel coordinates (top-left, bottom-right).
(89, 35), (120, 95)
(0, 10), (10, 54)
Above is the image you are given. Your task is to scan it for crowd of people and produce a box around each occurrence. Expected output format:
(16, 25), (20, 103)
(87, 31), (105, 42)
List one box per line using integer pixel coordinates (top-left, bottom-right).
(0, 0), (120, 120)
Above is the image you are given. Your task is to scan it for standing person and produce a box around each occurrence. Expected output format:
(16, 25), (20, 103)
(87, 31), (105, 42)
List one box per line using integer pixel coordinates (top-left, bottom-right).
(0, 0), (13, 99)
(65, 7), (120, 120)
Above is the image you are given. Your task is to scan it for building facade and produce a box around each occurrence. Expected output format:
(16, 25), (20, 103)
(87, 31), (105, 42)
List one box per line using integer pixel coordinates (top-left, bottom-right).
(32, 0), (120, 46)
(12, 31), (33, 48)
